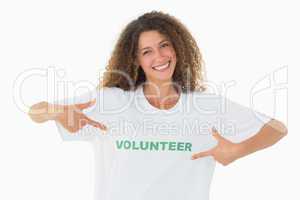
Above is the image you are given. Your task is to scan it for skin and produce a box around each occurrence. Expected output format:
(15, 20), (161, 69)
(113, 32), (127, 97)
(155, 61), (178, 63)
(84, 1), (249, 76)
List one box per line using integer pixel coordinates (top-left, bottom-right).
(28, 100), (107, 133)
(191, 121), (287, 166)
(134, 31), (288, 166)
(135, 30), (180, 110)
(28, 30), (288, 166)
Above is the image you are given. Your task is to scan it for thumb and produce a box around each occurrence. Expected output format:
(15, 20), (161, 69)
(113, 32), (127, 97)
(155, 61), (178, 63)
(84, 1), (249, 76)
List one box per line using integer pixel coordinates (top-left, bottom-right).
(211, 127), (223, 141)
(75, 99), (96, 110)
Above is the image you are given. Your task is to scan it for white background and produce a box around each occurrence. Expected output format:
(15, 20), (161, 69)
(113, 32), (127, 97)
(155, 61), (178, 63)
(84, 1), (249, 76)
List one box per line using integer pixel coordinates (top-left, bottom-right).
(1, 0), (298, 199)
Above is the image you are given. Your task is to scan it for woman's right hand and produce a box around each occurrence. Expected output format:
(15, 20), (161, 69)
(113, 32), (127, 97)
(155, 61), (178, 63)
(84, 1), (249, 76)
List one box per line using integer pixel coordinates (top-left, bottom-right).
(28, 100), (107, 133)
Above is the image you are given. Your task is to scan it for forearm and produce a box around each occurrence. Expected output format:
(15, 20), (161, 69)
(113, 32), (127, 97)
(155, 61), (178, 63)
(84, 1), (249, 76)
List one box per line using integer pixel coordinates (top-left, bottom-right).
(236, 119), (288, 159)
(28, 101), (61, 123)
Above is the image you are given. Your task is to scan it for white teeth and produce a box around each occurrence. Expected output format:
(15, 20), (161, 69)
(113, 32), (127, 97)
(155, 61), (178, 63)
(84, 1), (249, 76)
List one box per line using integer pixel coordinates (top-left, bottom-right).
(153, 62), (170, 71)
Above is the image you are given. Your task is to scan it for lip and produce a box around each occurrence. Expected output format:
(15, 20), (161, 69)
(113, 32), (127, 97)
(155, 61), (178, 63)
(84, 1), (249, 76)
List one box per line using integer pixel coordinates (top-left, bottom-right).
(152, 61), (171, 69)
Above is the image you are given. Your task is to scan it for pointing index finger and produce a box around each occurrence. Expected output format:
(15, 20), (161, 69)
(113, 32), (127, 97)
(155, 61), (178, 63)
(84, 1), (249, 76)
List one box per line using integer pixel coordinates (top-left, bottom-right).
(191, 149), (213, 160)
(83, 116), (108, 132)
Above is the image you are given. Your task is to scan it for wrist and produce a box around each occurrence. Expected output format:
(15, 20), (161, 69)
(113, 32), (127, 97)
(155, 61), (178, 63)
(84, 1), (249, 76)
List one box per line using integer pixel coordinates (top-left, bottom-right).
(234, 142), (247, 159)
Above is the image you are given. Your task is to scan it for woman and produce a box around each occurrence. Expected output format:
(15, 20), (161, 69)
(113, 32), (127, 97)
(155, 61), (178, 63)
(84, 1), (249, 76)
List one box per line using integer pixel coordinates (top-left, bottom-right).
(28, 11), (287, 200)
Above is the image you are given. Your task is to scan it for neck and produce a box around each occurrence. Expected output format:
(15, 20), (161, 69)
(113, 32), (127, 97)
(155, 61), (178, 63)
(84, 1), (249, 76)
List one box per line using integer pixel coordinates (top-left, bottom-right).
(143, 80), (179, 102)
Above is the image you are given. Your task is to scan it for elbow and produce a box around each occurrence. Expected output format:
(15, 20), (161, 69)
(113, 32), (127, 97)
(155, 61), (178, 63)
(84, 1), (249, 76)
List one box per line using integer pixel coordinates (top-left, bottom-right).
(28, 101), (48, 123)
(269, 119), (288, 137)
(281, 124), (288, 137)
(278, 120), (288, 137)
(28, 106), (40, 123)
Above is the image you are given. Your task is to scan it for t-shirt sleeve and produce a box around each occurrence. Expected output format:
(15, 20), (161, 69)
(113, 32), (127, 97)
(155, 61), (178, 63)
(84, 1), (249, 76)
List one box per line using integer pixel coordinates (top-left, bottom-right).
(52, 87), (128, 142)
(215, 96), (273, 143)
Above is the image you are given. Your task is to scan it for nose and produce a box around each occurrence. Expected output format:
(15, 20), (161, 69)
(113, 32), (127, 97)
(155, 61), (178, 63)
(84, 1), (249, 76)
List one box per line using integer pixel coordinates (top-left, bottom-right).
(154, 48), (165, 60)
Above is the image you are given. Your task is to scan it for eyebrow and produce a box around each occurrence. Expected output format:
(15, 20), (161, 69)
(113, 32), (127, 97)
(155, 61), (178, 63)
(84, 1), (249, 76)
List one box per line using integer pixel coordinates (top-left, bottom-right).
(139, 39), (169, 52)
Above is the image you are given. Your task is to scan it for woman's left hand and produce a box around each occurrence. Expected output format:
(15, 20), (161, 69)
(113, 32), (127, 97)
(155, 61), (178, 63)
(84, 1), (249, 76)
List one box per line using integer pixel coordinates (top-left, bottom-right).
(191, 127), (242, 166)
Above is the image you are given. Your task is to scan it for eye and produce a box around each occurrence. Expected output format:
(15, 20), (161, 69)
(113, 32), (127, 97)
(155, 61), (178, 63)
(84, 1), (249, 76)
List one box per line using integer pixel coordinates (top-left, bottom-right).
(143, 50), (151, 56)
(161, 42), (169, 48)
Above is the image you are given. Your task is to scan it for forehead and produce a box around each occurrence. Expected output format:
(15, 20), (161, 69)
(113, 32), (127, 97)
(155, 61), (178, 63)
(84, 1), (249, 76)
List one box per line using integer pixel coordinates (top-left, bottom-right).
(138, 30), (168, 48)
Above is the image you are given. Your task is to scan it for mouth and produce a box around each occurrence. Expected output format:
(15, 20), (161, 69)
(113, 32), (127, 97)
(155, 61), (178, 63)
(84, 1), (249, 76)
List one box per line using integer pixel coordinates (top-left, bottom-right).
(152, 61), (171, 71)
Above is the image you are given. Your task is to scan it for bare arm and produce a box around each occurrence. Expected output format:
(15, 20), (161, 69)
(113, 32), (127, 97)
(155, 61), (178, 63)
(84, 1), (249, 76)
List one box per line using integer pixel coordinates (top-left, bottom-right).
(28, 100), (107, 133)
(236, 119), (288, 158)
(28, 101), (60, 123)
(191, 119), (287, 166)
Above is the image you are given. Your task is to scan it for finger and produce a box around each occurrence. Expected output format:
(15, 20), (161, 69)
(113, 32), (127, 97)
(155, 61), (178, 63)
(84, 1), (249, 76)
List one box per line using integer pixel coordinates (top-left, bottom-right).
(210, 127), (223, 141)
(191, 150), (213, 160)
(75, 99), (96, 110)
(78, 118), (88, 129)
(83, 116), (108, 132)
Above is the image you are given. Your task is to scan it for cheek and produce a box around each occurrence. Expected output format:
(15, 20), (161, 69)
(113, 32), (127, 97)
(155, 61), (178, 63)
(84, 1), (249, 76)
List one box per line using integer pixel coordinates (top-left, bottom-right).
(139, 57), (153, 69)
(163, 47), (177, 60)
(172, 51), (177, 61)
(171, 48), (177, 59)
(168, 50), (177, 64)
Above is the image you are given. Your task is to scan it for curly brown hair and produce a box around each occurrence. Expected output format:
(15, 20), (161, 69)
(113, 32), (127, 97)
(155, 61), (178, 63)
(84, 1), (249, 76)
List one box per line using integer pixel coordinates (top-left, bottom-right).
(99, 10), (206, 93)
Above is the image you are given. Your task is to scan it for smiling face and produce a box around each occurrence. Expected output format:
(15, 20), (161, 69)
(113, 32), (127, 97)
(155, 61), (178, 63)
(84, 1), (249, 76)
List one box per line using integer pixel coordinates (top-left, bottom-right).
(135, 30), (177, 85)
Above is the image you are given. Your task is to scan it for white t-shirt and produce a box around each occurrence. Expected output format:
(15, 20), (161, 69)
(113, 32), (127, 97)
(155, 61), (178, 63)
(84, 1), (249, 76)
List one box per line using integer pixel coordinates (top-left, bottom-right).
(55, 85), (272, 200)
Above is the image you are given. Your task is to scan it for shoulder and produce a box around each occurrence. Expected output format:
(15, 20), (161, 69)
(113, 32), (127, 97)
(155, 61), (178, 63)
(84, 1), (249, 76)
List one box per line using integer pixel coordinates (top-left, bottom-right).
(96, 86), (131, 98)
(187, 90), (222, 104)
(97, 86), (124, 94)
(184, 90), (227, 116)
(94, 87), (135, 113)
